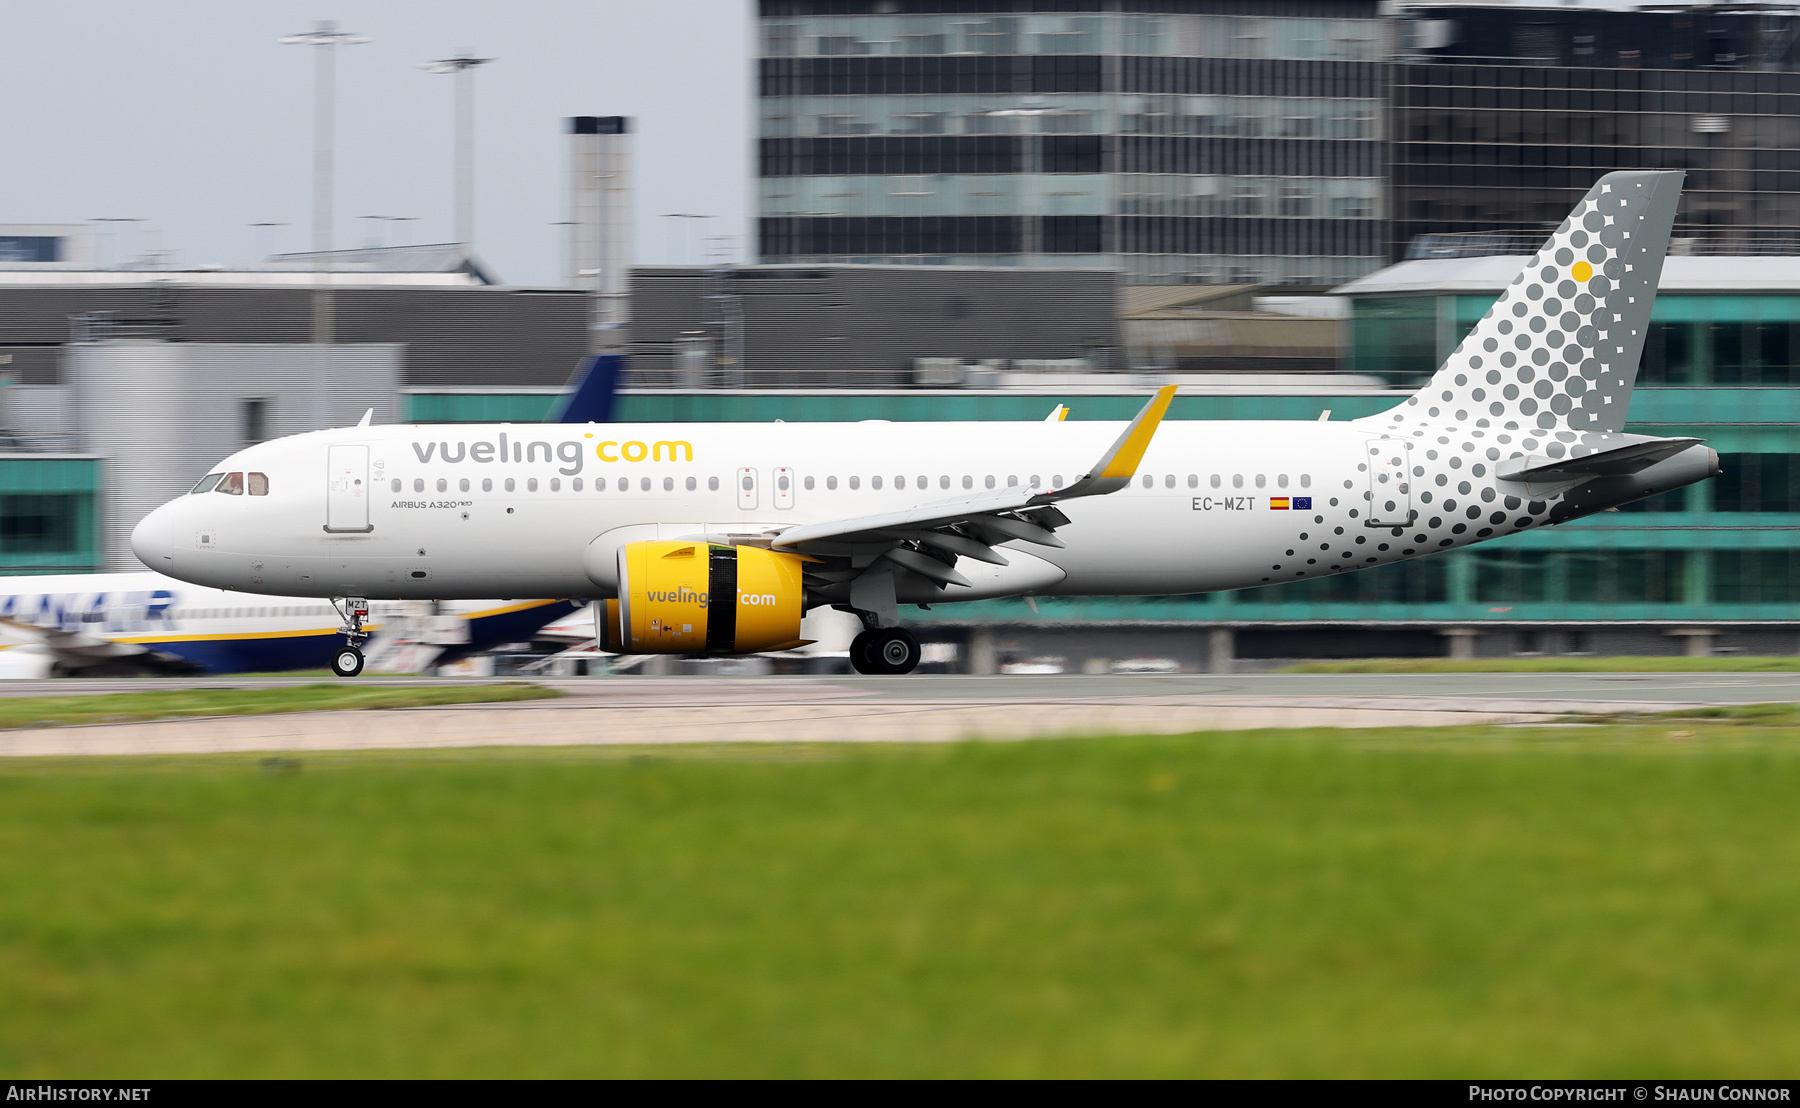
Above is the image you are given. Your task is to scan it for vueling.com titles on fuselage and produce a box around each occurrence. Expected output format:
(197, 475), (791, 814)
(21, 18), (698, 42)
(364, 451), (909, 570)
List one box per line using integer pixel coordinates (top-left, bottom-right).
(409, 435), (694, 476)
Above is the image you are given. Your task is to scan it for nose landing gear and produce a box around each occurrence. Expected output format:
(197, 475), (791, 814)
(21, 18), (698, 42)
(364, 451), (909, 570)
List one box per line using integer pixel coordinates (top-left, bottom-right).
(330, 597), (370, 678)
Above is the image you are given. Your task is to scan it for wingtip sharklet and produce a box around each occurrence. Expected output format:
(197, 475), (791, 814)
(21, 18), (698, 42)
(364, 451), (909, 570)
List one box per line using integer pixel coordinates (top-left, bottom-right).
(1046, 385), (1177, 499)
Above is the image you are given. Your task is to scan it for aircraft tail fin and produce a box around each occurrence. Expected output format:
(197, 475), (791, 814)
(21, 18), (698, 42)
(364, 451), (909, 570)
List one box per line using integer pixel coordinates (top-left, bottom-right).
(1371, 169), (1683, 436)
(551, 354), (621, 424)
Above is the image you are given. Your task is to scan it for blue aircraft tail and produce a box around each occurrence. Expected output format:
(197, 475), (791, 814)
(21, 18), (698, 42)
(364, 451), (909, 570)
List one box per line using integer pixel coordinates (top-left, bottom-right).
(551, 354), (621, 423)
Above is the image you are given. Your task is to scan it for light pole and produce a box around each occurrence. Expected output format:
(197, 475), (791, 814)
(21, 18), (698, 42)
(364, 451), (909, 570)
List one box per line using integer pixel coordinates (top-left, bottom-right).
(660, 213), (714, 265)
(247, 221), (287, 263)
(88, 217), (146, 269)
(358, 215), (418, 249)
(985, 99), (1060, 262)
(420, 54), (495, 248)
(281, 20), (369, 429)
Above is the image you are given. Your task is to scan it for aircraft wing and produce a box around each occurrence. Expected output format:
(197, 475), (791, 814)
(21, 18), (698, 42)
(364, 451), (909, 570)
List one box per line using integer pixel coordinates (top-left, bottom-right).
(771, 386), (1175, 558)
(0, 617), (199, 674)
(767, 387), (1175, 598)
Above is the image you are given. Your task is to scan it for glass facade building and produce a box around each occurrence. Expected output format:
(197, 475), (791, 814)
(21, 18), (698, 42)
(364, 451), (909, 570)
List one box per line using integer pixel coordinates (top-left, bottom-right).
(756, 1), (1390, 285)
(1392, 5), (1800, 260)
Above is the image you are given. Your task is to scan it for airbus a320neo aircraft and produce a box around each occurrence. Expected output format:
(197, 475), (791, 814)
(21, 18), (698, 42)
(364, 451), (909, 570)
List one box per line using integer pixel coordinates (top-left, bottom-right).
(133, 170), (1717, 677)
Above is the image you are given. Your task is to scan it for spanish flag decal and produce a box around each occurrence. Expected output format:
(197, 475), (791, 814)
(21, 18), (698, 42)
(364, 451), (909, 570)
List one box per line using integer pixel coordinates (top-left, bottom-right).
(1270, 497), (1291, 510)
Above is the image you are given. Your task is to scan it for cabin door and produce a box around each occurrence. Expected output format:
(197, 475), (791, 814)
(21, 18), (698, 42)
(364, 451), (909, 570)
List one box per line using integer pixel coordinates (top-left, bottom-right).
(326, 444), (373, 533)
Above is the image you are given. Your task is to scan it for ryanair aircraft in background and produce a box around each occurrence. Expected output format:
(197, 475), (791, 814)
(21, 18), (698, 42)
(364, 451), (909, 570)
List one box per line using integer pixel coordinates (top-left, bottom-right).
(133, 171), (1719, 677)
(0, 571), (578, 678)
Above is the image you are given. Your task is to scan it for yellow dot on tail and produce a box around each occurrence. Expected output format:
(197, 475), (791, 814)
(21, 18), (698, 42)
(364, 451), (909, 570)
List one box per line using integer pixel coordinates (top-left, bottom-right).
(1572, 261), (1593, 281)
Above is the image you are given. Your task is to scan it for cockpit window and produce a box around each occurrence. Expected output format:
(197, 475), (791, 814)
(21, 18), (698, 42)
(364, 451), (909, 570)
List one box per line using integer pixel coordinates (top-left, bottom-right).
(217, 472), (245, 495)
(248, 472), (270, 496)
(191, 473), (225, 494)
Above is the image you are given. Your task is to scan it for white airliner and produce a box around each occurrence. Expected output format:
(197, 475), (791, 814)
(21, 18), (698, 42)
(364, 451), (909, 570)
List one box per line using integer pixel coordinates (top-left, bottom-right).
(131, 171), (1717, 677)
(0, 571), (577, 678)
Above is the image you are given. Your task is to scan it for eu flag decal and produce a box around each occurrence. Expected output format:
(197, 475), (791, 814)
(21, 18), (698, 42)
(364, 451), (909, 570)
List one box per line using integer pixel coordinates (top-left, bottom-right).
(1269, 497), (1291, 510)
(1293, 496), (1313, 509)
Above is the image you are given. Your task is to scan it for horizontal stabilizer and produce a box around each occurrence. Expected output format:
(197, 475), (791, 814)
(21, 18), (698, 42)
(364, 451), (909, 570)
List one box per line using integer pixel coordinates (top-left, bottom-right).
(1497, 437), (1702, 483)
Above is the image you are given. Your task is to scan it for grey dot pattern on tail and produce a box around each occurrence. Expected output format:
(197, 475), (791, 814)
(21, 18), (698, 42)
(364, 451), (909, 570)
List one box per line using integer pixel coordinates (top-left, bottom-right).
(1385, 173), (1673, 443)
(1250, 173), (1684, 591)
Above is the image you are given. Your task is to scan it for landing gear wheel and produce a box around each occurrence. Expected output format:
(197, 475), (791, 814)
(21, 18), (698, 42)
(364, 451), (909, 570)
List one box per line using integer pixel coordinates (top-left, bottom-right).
(848, 630), (878, 675)
(867, 627), (921, 676)
(330, 646), (365, 678)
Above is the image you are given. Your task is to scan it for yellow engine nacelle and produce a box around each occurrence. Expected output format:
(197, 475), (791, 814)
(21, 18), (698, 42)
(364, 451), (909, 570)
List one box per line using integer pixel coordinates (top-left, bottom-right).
(613, 541), (810, 655)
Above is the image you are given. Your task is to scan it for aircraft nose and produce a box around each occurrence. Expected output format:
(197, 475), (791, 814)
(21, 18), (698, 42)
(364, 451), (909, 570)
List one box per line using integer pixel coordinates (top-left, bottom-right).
(130, 503), (176, 570)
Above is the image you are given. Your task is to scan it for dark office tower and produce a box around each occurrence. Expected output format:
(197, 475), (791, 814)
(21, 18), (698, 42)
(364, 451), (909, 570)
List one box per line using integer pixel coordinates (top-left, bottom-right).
(1391, 5), (1800, 260)
(756, 1), (1386, 285)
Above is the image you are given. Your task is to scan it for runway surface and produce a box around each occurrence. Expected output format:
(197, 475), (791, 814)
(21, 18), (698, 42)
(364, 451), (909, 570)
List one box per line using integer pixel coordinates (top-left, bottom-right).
(0, 671), (1792, 758)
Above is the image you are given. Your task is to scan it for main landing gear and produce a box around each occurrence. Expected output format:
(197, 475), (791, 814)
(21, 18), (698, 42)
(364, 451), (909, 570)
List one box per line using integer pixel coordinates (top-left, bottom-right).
(330, 597), (370, 678)
(849, 626), (921, 676)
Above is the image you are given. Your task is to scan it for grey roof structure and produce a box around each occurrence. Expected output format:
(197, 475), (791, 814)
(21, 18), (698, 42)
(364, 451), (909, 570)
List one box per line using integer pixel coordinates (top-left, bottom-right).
(262, 243), (500, 285)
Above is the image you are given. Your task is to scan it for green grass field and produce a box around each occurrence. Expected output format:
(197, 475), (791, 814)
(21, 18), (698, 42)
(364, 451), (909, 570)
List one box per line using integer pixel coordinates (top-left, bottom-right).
(0, 682), (558, 730)
(1285, 656), (1800, 673)
(4, 722), (1800, 1077)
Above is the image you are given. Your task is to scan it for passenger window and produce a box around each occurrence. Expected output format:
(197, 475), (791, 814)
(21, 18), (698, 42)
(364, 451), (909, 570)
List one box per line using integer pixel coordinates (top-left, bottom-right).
(248, 472), (269, 495)
(1300, 474), (1312, 488)
(1233, 474), (1244, 488)
(827, 476), (837, 490)
(872, 476), (882, 490)
(573, 478), (583, 491)
(527, 478), (538, 492)
(217, 472), (244, 495)
(663, 477), (673, 492)
(640, 477), (651, 491)
(437, 478), (448, 493)
(505, 478), (515, 492)
(916, 475), (927, 489)
(1188, 474), (1198, 488)
(963, 475), (973, 489)
(1278, 474), (1289, 488)
(1030, 475), (1040, 488)
(1053, 474), (1063, 486)
(686, 477), (697, 491)
(1255, 474), (1266, 488)
(849, 476), (860, 490)
(985, 476), (996, 489)
(940, 476), (950, 489)
(550, 478), (561, 492)
(804, 476), (815, 490)
(482, 478), (493, 492)
(1165, 474), (1175, 489)
(894, 476), (904, 490)
(459, 478), (470, 492)
(414, 478), (425, 493)
(1211, 474), (1221, 488)
(391, 479), (402, 493)
(708, 477), (719, 491)
(1141, 474), (1153, 489)
(191, 473), (224, 494)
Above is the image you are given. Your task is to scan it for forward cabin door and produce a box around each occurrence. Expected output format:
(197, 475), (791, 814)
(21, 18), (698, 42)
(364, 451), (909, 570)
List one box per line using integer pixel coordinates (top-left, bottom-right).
(1364, 437), (1415, 527)
(326, 444), (373, 533)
